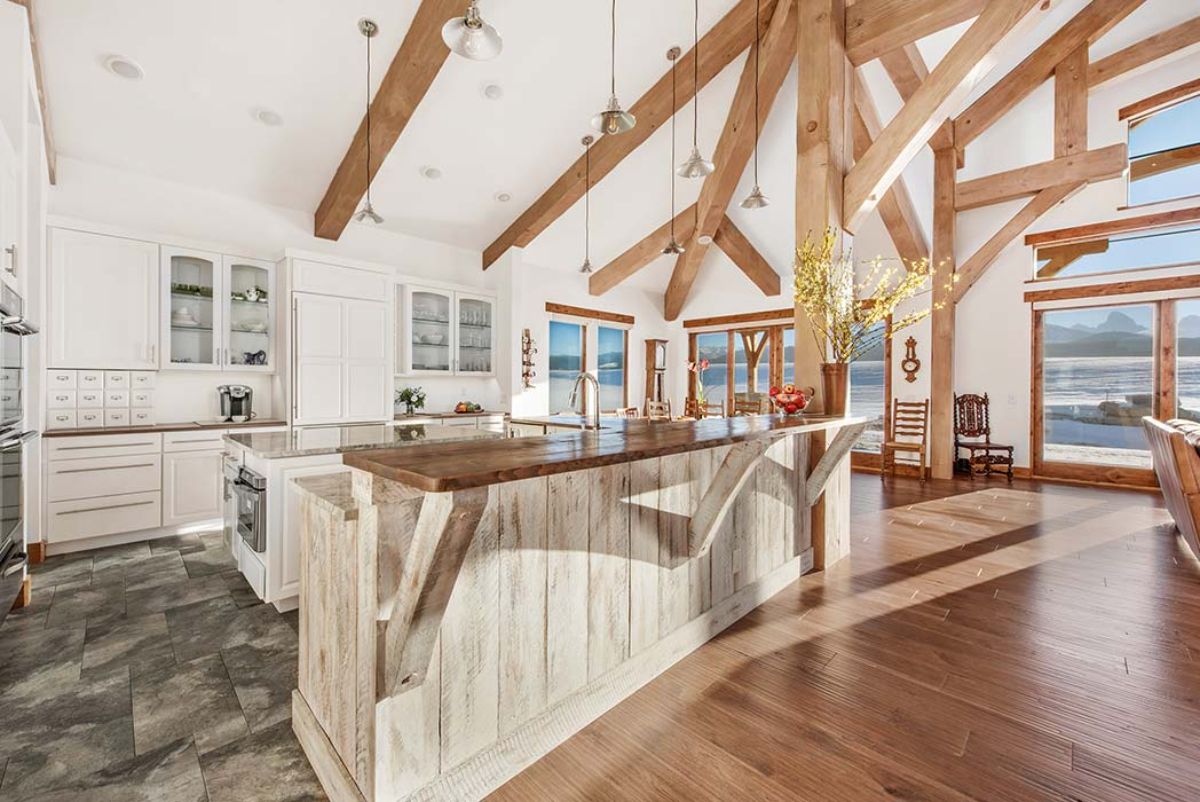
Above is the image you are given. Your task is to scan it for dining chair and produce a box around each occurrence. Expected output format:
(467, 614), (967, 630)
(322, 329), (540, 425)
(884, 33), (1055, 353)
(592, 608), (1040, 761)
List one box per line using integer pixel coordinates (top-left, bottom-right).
(645, 400), (672, 421)
(881, 399), (930, 483)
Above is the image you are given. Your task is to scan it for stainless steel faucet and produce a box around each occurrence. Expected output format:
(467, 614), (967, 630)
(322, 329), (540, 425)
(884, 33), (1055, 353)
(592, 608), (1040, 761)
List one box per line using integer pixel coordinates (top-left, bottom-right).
(567, 372), (602, 430)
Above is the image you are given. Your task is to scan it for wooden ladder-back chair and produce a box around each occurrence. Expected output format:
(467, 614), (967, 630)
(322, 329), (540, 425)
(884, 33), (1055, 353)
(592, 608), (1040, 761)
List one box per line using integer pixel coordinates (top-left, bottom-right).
(954, 393), (1014, 481)
(645, 400), (672, 421)
(684, 398), (725, 419)
(882, 399), (930, 483)
(733, 392), (769, 415)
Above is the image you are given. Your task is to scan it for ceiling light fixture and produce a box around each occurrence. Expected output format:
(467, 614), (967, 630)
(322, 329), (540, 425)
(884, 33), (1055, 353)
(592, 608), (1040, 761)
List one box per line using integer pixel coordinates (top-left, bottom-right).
(442, 1), (503, 61)
(678, 0), (714, 178)
(580, 136), (595, 274)
(482, 83), (504, 100)
(740, 0), (770, 210)
(663, 47), (686, 257)
(591, 0), (636, 136)
(252, 107), (284, 127)
(353, 19), (384, 226)
(104, 55), (144, 80)
(420, 166), (443, 180)
(495, 192), (512, 203)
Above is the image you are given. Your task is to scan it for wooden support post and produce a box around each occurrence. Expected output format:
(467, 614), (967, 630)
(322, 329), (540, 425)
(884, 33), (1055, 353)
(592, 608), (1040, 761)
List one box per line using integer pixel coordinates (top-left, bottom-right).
(930, 146), (957, 481)
(689, 439), (771, 558)
(1055, 45), (1089, 158)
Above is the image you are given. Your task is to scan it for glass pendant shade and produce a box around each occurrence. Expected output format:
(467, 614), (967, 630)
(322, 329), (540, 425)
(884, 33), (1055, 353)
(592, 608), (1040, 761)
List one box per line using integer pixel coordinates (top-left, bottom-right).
(677, 146), (715, 178)
(442, 2), (503, 61)
(740, 185), (770, 210)
(592, 96), (637, 136)
(353, 200), (384, 225)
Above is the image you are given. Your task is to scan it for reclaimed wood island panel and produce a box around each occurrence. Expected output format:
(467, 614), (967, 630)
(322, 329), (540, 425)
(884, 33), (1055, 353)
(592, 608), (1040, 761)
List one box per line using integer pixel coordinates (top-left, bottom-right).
(290, 415), (865, 802)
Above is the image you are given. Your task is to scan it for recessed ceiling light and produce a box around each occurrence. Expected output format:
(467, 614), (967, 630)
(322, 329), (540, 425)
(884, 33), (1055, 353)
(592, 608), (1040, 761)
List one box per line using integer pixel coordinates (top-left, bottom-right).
(420, 166), (443, 180)
(495, 192), (511, 203)
(482, 83), (504, 100)
(104, 55), (144, 80)
(252, 107), (284, 127)
(697, 234), (714, 245)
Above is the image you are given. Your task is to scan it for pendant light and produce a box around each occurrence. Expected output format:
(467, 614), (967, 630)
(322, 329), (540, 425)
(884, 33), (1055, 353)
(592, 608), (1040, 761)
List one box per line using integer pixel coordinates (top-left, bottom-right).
(592, 0), (636, 136)
(353, 19), (384, 225)
(442, 1), (503, 61)
(678, 0), (715, 178)
(580, 136), (595, 274)
(740, 0), (770, 209)
(663, 47), (686, 256)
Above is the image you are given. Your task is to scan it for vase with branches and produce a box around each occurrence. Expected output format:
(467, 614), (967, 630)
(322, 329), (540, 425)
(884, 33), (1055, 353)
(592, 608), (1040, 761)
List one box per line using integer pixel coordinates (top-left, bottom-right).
(793, 228), (951, 414)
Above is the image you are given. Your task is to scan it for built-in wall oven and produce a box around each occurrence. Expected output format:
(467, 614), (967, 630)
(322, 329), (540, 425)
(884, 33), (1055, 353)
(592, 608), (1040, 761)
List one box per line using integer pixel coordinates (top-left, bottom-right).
(232, 465), (267, 553)
(0, 284), (38, 624)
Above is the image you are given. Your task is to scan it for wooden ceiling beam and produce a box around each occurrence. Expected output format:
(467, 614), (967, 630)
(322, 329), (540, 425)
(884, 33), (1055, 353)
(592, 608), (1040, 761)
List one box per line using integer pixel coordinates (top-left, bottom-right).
(664, 0), (797, 321)
(1088, 15), (1200, 89)
(952, 181), (1083, 303)
(314, 0), (463, 240)
(712, 216), (781, 296)
(852, 74), (928, 266)
(586, 204), (697, 296)
(877, 44), (955, 152)
(1054, 44), (1089, 158)
(954, 143), (1126, 210)
(842, 0), (1049, 233)
(1035, 237), (1109, 278)
(954, 0), (1145, 154)
(845, 0), (989, 66)
(482, 0), (777, 269)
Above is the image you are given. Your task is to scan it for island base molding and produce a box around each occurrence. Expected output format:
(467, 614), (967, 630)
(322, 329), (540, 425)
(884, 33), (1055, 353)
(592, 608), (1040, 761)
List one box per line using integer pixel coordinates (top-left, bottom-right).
(292, 425), (855, 802)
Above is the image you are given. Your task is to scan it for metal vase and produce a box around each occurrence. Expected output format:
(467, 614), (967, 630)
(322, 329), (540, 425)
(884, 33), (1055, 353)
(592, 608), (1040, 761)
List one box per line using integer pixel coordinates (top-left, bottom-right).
(820, 362), (849, 416)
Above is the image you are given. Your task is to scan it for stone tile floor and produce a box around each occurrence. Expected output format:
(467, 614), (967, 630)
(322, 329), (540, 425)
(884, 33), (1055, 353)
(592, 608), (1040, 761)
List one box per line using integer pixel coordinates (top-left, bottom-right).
(0, 530), (328, 801)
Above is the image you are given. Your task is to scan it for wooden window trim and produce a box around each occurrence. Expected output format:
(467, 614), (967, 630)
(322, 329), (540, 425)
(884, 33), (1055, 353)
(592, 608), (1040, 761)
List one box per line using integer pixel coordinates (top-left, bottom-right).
(1118, 76), (1200, 122)
(545, 302), (635, 326)
(688, 322), (791, 412)
(1024, 274), (1200, 303)
(682, 308), (793, 329)
(1024, 206), (1200, 247)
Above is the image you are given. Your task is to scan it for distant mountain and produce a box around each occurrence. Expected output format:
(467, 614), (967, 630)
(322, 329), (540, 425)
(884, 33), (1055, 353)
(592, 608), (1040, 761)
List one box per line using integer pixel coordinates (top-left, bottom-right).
(1093, 310), (1146, 334)
(1045, 330), (1153, 358)
(1179, 315), (1200, 339)
(1045, 324), (1093, 344)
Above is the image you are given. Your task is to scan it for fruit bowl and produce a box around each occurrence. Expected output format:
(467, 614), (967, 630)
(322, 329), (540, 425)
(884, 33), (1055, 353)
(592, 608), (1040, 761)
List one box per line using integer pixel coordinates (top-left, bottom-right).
(769, 384), (816, 415)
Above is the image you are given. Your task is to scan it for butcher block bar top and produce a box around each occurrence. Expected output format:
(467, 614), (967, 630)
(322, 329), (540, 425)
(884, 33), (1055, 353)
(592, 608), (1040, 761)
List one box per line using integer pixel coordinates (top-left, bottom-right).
(342, 413), (864, 492)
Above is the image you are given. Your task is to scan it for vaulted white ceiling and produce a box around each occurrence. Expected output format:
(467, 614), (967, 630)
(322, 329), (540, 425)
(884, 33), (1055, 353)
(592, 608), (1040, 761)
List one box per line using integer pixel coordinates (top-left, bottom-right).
(33, 0), (1198, 299)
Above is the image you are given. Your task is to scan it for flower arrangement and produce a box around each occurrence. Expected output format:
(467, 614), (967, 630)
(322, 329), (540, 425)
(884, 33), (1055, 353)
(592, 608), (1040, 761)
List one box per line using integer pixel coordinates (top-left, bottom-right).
(687, 358), (711, 404)
(396, 386), (427, 416)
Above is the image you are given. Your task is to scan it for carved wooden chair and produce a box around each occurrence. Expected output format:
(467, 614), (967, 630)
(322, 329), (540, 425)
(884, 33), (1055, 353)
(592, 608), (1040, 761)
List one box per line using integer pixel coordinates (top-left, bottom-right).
(881, 399), (929, 483)
(954, 393), (1014, 482)
(645, 400), (672, 421)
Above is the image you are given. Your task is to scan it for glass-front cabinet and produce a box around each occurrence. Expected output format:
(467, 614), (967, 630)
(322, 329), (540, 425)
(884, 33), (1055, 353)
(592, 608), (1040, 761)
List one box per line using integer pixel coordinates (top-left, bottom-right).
(160, 248), (274, 372)
(399, 285), (496, 376)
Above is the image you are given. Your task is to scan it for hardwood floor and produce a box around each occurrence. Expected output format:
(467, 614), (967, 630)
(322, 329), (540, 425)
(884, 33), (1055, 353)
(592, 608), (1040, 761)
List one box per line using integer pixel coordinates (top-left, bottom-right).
(489, 473), (1196, 801)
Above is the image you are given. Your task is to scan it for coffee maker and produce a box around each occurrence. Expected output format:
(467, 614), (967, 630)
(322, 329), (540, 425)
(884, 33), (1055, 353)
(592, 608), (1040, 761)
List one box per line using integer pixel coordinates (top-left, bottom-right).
(218, 385), (255, 422)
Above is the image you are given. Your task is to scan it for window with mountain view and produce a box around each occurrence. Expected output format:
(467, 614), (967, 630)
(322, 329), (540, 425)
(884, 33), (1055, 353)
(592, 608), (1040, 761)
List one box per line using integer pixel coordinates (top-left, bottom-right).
(850, 322), (887, 452)
(548, 320), (584, 414)
(597, 326), (627, 410)
(1178, 299), (1200, 421)
(1127, 93), (1200, 207)
(694, 332), (728, 405)
(1041, 305), (1154, 467)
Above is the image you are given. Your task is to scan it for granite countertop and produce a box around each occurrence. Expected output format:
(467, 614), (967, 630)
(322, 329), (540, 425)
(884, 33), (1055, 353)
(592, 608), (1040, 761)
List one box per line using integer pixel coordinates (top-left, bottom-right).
(43, 418), (289, 438)
(508, 415), (628, 430)
(393, 410), (508, 420)
(344, 414), (866, 493)
(225, 422), (504, 460)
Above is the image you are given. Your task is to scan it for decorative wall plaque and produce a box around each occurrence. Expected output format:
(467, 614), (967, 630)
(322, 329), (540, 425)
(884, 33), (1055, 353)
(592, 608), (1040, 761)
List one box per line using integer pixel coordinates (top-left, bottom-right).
(520, 329), (537, 389)
(901, 337), (921, 383)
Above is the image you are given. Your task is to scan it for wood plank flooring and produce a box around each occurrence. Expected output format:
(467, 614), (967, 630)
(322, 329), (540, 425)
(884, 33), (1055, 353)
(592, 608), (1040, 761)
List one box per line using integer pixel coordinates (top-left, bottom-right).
(489, 474), (1195, 801)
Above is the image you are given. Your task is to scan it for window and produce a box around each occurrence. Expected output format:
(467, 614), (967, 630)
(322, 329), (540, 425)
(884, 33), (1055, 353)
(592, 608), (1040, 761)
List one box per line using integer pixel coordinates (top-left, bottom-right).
(733, 330), (771, 397)
(1034, 224), (1200, 280)
(1179, 299), (1200, 421)
(850, 321), (888, 452)
(694, 332), (729, 405)
(548, 320), (585, 414)
(1040, 304), (1155, 469)
(1127, 93), (1200, 207)
(597, 326), (627, 410)
(781, 328), (796, 387)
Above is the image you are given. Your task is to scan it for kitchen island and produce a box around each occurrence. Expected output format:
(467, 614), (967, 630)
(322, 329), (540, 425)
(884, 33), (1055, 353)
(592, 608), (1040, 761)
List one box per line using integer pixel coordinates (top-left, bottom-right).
(290, 414), (865, 802)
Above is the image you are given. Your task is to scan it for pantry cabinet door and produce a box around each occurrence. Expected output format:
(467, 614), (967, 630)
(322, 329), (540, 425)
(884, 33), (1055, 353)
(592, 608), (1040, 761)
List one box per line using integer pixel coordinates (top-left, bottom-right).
(292, 293), (345, 424)
(343, 298), (390, 422)
(162, 450), (224, 526)
(49, 229), (160, 369)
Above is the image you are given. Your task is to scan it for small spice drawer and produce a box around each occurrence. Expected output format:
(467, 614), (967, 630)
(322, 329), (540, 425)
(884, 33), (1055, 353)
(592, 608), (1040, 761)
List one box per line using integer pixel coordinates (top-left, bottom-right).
(130, 371), (156, 389)
(77, 390), (104, 409)
(48, 370), (77, 390)
(47, 390), (77, 409)
(104, 371), (131, 389)
(77, 371), (104, 390)
(105, 409), (130, 427)
(131, 391), (153, 408)
(78, 410), (104, 427)
(104, 390), (130, 407)
(47, 410), (77, 429)
(131, 410), (155, 426)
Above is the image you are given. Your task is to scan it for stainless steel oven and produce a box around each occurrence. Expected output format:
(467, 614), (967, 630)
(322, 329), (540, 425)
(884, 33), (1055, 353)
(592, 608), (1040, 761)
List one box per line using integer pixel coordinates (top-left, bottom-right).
(232, 465), (267, 553)
(0, 284), (37, 623)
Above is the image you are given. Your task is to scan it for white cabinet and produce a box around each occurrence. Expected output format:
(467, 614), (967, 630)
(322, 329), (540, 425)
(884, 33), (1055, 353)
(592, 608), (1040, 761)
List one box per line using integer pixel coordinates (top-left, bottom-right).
(399, 285), (496, 376)
(293, 293), (390, 425)
(162, 450), (224, 526)
(49, 229), (160, 369)
(161, 250), (275, 372)
(0, 124), (17, 291)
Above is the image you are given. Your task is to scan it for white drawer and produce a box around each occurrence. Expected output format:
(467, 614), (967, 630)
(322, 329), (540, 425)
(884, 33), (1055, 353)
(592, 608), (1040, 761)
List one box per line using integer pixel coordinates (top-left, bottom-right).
(130, 390), (153, 408)
(130, 371), (156, 389)
(77, 371), (104, 390)
(48, 390), (77, 409)
(104, 390), (130, 407)
(47, 411), (77, 430)
(47, 491), (162, 544)
(77, 410), (105, 428)
(105, 409), (130, 427)
(48, 370), (77, 390)
(77, 390), (104, 409)
(47, 432), (162, 460)
(164, 430), (226, 453)
(131, 410), (156, 426)
(0, 368), (19, 391)
(47, 453), (162, 501)
(104, 371), (131, 389)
